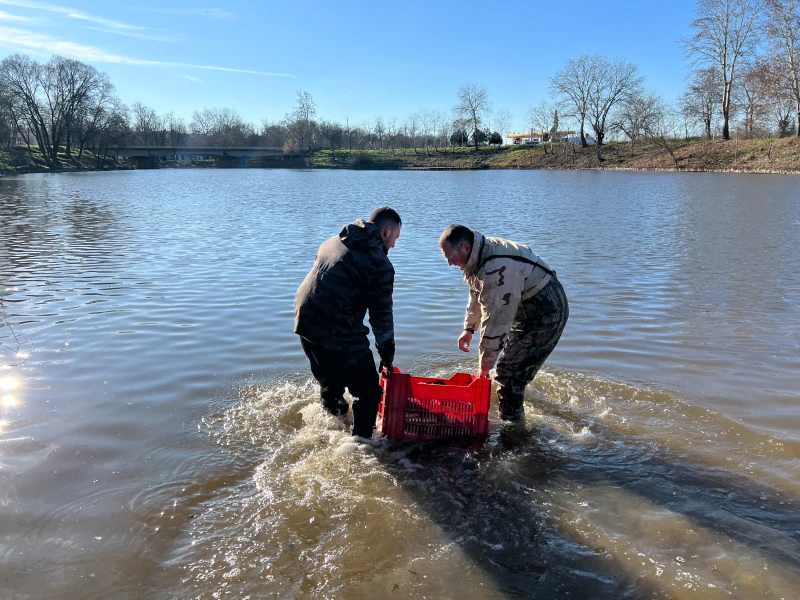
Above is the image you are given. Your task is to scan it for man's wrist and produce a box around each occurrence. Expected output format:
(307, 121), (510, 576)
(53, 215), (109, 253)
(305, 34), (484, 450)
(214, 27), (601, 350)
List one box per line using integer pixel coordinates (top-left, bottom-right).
(464, 328), (475, 334)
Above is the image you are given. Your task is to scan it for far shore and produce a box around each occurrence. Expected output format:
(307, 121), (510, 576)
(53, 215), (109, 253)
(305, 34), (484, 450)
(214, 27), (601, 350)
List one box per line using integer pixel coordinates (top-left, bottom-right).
(2, 138), (799, 177)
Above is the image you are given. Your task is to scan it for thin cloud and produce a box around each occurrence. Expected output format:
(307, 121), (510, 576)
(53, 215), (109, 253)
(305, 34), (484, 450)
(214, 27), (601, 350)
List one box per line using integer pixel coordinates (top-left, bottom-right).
(0, 0), (149, 31)
(182, 75), (203, 83)
(152, 8), (233, 19)
(87, 26), (181, 44)
(0, 9), (32, 21)
(0, 25), (297, 78)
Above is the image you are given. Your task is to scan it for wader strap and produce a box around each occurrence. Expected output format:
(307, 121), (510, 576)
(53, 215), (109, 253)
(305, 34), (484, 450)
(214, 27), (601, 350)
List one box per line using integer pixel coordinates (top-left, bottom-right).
(478, 254), (557, 278)
(474, 236), (486, 269)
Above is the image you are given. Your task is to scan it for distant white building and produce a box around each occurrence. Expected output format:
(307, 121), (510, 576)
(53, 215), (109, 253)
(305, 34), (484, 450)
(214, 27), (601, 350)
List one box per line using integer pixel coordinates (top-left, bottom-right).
(506, 131), (577, 145)
(565, 135), (596, 145)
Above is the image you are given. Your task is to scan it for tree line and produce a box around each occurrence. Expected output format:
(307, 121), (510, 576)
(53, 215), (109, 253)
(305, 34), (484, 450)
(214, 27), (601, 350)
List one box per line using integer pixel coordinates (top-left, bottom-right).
(0, 53), (508, 168)
(0, 0), (798, 169)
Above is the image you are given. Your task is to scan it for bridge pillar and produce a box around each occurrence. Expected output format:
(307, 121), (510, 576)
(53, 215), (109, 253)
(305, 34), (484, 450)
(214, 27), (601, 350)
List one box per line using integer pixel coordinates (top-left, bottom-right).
(129, 155), (159, 169)
(216, 155), (250, 168)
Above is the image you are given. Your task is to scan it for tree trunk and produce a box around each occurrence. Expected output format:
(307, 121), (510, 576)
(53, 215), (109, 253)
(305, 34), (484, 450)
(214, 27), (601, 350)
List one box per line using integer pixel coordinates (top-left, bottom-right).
(722, 83), (731, 140)
(668, 148), (679, 168)
(796, 98), (800, 137)
(722, 108), (730, 140)
(580, 118), (587, 147)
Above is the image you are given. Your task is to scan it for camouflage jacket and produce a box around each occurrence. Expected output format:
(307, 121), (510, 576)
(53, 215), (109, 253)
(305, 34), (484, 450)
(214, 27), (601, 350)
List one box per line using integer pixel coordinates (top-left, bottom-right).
(294, 219), (395, 365)
(463, 231), (553, 373)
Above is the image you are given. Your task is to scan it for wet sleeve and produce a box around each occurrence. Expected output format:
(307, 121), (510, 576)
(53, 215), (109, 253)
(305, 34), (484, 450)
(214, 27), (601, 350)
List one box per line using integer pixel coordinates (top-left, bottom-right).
(477, 260), (525, 373)
(464, 288), (480, 332)
(368, 261), (395, 365)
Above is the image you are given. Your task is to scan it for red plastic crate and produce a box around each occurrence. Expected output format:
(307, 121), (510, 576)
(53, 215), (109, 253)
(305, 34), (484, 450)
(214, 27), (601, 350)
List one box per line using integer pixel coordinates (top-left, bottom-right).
(377, 368), (492, 441)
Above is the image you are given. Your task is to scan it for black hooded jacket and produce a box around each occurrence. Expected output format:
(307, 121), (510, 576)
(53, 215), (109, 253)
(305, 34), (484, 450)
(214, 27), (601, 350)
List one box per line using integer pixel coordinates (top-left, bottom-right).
(294, 219), (395, 365)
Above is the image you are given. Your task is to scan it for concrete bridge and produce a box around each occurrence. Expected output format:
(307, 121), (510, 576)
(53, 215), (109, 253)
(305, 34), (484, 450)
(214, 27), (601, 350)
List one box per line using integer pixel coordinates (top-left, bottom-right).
(112, 146), (306, 169)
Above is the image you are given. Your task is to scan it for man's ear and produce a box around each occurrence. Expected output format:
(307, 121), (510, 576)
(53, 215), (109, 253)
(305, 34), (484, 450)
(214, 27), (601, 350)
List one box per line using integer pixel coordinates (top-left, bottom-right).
(381, 225), (393, 240)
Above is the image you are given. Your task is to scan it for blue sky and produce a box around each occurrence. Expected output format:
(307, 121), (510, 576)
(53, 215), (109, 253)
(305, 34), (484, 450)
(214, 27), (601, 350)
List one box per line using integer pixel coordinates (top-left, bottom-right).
(0, 0), (699, 130)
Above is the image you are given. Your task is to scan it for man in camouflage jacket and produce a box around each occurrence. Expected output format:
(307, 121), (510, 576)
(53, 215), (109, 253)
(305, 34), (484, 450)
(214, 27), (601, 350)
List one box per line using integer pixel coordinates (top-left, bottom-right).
(295, 207), (401, 438)
(439, 224), (569, 422)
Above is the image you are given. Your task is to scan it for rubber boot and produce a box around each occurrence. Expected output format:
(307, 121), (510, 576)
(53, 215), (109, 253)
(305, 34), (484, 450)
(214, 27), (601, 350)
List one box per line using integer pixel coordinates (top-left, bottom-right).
(321, 396), (349, 417)
(497, 385), (525, 423)
(351, 393), (380, 439)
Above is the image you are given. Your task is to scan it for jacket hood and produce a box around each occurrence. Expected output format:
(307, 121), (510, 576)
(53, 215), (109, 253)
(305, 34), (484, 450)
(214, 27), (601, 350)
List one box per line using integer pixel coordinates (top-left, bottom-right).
(339, 219), (386, 254)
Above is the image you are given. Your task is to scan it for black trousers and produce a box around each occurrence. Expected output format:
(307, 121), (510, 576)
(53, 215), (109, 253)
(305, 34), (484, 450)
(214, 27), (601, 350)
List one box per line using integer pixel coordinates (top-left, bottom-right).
(299, 338), (382, 437)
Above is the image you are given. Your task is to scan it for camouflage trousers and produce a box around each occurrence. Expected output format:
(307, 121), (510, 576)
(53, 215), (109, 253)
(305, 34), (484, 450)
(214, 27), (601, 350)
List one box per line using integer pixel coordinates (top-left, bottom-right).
(495, 277), (569, 416)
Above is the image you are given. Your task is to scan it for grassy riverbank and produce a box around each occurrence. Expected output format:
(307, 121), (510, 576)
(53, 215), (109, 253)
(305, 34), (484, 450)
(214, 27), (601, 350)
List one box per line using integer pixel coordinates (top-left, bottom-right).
(3, 137), (799, 176)
(306, 137), (800, 174)
(0, 146), (124, 175)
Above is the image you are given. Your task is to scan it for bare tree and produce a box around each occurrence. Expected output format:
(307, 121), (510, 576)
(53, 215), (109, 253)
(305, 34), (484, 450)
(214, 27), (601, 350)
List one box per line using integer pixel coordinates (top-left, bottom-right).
(293, 90), (316, 152)
(190, 107), (215, 140)
(351, 122), (367, 150)
(0, 89), (14, 147)
(494, 108), (512, 144)
(418, 109), (433, 154)
(747, 59), (795, 136)
(682, 0), (764, 140)
(131, 103), (164, 145)
(616, 90), (660, 146)
(681, 67), (723, 139)
(160, 112), (186, 146)
(430, 109), (445, 152)
(91, 98), (129, 168)
(74, 75), (116, 159)
(736, 62), (772, 136)
(318, 119), (343, 159)
(644, 97), (684, 168)
(438, 113), (452, 152)
(58, 58), (107, 157)
(550, 55), (596, 146)
(765, 0), (800, 136)
(261, 119), (288, 147)
(0, 54), (107, 168)
(585, 56), (643, 158)
(373, 116), (385, 150)
(455, 83), (490, 151)
(203, 107), (252, 145)
(407, 113), (419, 154)
(527, 101), (556, 153)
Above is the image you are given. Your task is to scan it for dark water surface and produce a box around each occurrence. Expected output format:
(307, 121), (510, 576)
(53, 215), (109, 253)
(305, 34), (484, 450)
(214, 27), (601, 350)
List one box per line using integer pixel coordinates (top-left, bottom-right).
(1, 169), (799, 599)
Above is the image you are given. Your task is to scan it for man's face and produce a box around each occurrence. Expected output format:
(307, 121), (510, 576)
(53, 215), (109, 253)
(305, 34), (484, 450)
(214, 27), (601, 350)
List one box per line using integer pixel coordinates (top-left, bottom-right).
(381, 224), (401, 251)
(440, 240), (471, 270)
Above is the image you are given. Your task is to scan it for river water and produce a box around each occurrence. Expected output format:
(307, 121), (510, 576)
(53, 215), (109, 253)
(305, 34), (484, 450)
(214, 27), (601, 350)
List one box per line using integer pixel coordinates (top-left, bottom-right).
(0, 168), (798, 599)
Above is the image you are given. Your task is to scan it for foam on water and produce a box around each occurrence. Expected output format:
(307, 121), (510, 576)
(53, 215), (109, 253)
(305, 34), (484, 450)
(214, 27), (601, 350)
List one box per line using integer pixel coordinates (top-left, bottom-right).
(156, 368), (800, 599)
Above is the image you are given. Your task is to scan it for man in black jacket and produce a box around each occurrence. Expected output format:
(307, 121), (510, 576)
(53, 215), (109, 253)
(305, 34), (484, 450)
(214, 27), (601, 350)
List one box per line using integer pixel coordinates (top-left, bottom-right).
(294, 206), (401, 439)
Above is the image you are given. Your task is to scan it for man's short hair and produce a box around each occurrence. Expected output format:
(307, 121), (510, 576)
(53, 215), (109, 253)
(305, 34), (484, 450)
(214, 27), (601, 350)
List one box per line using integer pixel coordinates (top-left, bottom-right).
(439, 224), (473, 248)
(369, 206), (402, 230)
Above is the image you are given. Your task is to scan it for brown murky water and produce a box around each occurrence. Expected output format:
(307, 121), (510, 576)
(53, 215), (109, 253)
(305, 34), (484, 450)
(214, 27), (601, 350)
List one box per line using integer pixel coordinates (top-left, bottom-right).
(1, 169), (798, 599)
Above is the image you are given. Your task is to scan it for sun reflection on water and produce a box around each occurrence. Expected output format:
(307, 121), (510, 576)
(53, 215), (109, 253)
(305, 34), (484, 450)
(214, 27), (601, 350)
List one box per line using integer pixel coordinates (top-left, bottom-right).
(1, 377), (19, 392)
(1, 377), (21, 409)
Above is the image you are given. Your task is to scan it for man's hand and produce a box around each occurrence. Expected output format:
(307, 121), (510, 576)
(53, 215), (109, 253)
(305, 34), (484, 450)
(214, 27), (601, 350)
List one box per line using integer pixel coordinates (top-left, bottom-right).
(478, 367), (490, 379)
(379, 360), (393, 374)
(458, 330), (473, 353)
